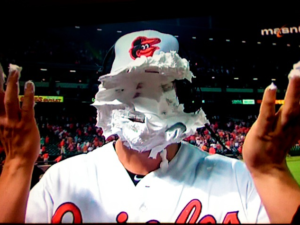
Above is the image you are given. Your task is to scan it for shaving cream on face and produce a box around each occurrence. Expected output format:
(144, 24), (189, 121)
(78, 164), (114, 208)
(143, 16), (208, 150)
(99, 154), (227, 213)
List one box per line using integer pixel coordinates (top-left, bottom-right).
(92, 51), (209, 159)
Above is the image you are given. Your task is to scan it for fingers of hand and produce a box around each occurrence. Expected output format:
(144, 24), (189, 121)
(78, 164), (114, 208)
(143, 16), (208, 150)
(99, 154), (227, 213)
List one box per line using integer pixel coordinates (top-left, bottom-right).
(0, 64), (5, 116)
(282, 75), (300, 128)
(257, 83), (277, 133)
(4, 70), (20, 122)
(21, 81), (35, 122)
(0, 63), (5, 93)
(0, 91), (5, 117)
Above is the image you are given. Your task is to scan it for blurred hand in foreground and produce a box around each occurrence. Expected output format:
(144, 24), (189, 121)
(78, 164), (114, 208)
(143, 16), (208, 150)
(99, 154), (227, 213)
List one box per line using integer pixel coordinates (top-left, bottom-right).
(0, 64), (40, 167)
(0, 64), (40, 223)
(243, 70), (300, 175)
(243, 62), (300, 224)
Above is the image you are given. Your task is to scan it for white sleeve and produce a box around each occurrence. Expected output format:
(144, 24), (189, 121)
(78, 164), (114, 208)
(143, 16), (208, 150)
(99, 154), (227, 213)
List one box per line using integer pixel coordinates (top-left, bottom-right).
(25, 169), (54, 223)
(234, 161), (270, 223)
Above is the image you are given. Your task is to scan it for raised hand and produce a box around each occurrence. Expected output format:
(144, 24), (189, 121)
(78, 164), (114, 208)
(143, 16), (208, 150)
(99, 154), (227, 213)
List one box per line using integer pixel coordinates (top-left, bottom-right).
(242, 62), (300, 223)
(0, 64), (40, 223)
(0, 64), (40, 167)
(243, 67), (300, 174)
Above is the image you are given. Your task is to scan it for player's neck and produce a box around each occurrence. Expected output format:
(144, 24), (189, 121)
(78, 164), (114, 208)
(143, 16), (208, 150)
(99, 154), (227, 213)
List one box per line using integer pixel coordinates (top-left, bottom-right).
(115, 139), (180, 176)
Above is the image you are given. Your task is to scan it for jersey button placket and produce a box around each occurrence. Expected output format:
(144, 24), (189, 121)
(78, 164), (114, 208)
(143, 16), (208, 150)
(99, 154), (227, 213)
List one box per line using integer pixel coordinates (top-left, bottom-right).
(137, 175), (152, 218)
(137, 182), (148, 214)
(140, 205), (147, 212)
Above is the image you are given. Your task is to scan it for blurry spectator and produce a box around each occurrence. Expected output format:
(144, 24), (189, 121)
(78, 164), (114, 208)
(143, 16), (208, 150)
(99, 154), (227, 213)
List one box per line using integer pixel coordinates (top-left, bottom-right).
(209, 145), (216, 155)
(219, 131), (224, 138)
(77, 143), (81, 152)
(60, 138), (65, 147)
(225, 140), (230, 147)
(97, 128), (103, 136)
(88, 125), (92, 133)
(88, 144), (93, 152)
(234, 142), (239, 149)
(93, 137), (99, 148)
(77, 128), (82, 136)
(231, 132), (236, 140)
(201, 145), (207, 152)
(83, 143), (88, 153)
(60, 143), (66, 155)
(68, 142), (74, 152)
(58, 130), (64, 139)
(30, 114), (300, 167)
(74, 135), (78, 143)
(196, 137), (201, 147)
(203, 129), (209, 135)
(80, 142), (85, 150)
(54, 155), (63, 163)
(189, 135), (196, 145)
(43, 153), (49, 164)
(40, 137), (45, 146)
(213, 122), (218, 130)
(216, 144), (222, 152)
(45, 136), (49, 145)
(67, 137), (73, 145)
(238, 146), (242, 154)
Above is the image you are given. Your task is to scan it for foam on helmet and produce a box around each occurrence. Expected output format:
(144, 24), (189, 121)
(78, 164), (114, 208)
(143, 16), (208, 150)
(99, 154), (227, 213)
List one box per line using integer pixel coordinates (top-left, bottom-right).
(92, 30), (209, 160)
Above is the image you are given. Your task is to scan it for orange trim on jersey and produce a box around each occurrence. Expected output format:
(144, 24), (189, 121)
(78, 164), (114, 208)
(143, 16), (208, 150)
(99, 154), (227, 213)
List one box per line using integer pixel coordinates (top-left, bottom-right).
(51, 202), (82, 223)
(116, 211), (128, 223)
(176, 199), (202, 223)
(222, 211), (240, 224)
(199, 214), (217, 223)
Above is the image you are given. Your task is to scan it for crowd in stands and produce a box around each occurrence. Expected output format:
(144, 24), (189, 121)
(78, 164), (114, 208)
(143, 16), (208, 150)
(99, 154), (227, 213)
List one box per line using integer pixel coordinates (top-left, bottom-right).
(1, 114), (299, 170)
(0, 115), (255, 169)
(184, 120), (250, 159)
(34, 115), (118, 164)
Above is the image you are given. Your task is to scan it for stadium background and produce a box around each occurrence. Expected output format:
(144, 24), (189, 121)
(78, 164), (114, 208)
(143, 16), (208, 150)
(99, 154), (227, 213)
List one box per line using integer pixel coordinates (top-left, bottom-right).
(0, 0), (300, 187)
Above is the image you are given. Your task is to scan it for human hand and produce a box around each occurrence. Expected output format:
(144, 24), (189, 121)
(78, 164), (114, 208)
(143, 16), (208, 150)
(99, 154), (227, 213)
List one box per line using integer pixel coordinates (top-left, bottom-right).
(243, 63), (300, 176)
(0, 64), (40, 168)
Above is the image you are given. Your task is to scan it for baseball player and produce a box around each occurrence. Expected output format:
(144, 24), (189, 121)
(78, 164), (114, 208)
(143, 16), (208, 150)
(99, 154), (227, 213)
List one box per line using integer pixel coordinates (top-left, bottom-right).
(0, 30), (271, 223)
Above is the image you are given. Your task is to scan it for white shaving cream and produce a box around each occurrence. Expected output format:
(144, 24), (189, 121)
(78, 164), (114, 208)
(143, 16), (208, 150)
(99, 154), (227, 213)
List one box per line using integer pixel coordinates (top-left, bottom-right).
(92, 51), (209, 159)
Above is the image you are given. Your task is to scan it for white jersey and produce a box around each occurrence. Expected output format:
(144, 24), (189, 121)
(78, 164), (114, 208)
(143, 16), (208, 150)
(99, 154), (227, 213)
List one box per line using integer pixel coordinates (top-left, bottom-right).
(25, 141), (269, 223)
